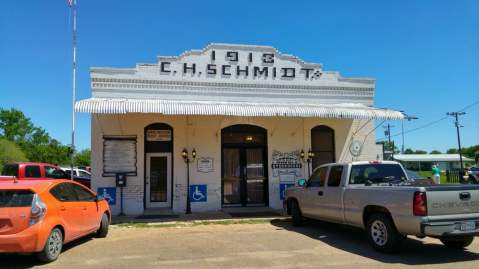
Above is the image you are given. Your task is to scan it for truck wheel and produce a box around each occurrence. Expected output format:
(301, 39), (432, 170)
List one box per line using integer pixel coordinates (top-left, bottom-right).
(440, 237), (474, 249)
(366, 213), (403, 253)
(95, 213), (109, 238)
(290, 200), (303, 227)
(37, 228), (63, 263)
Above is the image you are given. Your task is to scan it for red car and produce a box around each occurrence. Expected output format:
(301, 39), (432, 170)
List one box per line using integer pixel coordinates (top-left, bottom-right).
(1, 163), (90, 188)
(0, 179), (110, 262)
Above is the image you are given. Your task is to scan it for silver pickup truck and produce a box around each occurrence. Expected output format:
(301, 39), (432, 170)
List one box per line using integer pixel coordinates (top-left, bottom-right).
(284, 161), (479, 252)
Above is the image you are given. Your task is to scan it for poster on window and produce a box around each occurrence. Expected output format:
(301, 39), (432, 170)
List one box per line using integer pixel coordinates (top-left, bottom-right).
(103, 137), (137, 176)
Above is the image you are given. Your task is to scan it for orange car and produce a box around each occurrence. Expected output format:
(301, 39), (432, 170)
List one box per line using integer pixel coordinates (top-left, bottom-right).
(0, 179), (111, 262)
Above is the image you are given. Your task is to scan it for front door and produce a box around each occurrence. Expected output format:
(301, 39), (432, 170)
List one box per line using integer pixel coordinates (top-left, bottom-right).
(222, 147), (267, 206)
(146, 153), (171, 208)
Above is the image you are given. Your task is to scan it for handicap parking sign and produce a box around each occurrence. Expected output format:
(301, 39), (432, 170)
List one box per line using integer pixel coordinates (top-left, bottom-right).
(97, 187), (116, 205)
(279, 183), (294, 200)
(190, 184), (207, 202)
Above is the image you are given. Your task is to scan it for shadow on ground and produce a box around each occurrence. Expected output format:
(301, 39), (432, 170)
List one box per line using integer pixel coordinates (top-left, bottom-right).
(271, 218), (479, 265)
(0, 235), (94, 269)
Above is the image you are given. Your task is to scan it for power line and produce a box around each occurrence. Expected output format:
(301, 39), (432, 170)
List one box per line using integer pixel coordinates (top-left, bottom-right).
(376, 98), (479, 141)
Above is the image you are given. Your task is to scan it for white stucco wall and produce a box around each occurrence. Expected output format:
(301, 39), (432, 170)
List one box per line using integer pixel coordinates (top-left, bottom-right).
(91, 114), (377, 215)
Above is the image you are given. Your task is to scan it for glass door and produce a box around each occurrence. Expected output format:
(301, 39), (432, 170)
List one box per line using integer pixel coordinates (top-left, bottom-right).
(146, 153), (171, 208)
(222, 147), (266, 206)
(245, 148), (266, 205)
(222, 148), (242, 205)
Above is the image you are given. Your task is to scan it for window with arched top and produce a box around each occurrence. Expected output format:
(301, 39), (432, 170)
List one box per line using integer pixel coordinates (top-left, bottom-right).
(311, 125), (335, 169)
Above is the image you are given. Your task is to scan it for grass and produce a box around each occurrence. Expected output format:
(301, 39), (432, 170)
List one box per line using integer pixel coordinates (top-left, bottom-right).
(114, 218), (276, 228)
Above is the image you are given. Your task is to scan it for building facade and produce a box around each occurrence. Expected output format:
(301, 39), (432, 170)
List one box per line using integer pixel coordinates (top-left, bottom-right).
(76, 43), (403, 215)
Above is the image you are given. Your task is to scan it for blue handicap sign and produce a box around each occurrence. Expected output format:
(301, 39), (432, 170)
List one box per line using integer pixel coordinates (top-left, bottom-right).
(279, 183), (294, 200)
(190, 184), (207, 202)
(97, 187), (116, 205)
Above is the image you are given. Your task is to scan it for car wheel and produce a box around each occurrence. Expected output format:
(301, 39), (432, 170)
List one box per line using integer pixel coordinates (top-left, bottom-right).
(290, 200), (303, 227)
(37, 228), (63, 263)
(440, 237), (474, 249)
(95, 213), (109, 238)
(366, 213), (403, 253)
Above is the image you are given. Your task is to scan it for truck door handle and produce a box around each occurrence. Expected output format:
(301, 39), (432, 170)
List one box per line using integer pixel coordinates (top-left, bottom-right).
(60, 206), (66, 211)
(318, 191), (323, 196)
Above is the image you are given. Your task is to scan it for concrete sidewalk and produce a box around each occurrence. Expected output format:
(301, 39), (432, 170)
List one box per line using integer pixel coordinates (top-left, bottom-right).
(111, 207), (286, 224)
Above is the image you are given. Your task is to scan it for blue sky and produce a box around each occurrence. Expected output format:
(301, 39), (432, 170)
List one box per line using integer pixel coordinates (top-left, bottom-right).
(1, 0), (478, 152)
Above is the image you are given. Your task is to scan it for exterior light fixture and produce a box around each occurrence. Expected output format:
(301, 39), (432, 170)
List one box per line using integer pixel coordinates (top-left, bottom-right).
(181, 148), (196, 214)
(306, 149), (315, 178)
(245, 135), (253, 142)
(300, 149), (305, 160)
(182, 148), (188, 161)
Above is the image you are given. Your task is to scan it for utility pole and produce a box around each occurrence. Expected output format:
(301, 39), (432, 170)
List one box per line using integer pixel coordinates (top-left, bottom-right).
(383, 123), (395, 160)
(447, 112), (466, 175)
(69, 0), (77, 180)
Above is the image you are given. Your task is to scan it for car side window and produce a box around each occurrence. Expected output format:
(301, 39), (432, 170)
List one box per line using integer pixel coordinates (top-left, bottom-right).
(45, 166), (67, 179)
(25, 165), (41, 178)
(79, 170), (91, 178)
(327, 166), (343, 187)
(50, 183), (77, 202)
(308, 166), (328, 187)
(71, 184), (96, 202)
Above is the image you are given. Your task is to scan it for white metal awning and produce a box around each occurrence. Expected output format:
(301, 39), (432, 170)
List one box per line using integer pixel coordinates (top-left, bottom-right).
(75, 98), (404, 120)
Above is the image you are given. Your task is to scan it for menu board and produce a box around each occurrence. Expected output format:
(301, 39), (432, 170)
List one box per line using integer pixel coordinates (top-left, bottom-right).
(103, 137), (137, 176)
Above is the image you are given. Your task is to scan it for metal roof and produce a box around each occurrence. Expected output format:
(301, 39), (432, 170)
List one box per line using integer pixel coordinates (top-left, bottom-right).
(394, 154), (474, 162)
(75, 98), (404, 120)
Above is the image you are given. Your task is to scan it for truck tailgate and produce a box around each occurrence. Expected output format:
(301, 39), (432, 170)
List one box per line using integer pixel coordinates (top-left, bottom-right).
(425, 185), (479, 216)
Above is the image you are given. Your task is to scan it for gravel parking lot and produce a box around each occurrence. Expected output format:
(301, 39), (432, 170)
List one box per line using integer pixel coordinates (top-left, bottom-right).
(2, 219), (478, 269)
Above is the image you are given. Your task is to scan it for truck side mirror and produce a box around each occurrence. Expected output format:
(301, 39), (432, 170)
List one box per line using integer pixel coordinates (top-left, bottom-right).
(297, 178), (306, 187)
(95, 194), (105, 202)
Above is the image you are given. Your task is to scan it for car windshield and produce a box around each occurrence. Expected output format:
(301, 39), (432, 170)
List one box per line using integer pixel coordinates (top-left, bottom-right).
(349, 164), (407, 184)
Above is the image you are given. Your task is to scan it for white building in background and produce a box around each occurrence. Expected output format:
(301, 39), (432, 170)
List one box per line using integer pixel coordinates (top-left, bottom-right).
(394, 154), (474, 171)
(75, 43), (404, 215)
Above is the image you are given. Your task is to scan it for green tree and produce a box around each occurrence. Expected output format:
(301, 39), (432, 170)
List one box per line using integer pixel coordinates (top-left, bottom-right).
(430, 150), (442, 154)
(0, 138), (28, 174)
(74, 149), (91, 166)
(414, 150), (427, 154)
(404, 148), (415, 154)
(447, 148), (458, 154)
(0, 108), (70, 164)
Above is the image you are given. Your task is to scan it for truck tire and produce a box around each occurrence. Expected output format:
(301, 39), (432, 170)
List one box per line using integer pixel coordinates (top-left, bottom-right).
(290, 200), (303, 227)
(95, 213), (109, 238)
(440, 237), (474, 249)
(366, 213), (403, 253)
(37, 227), (63, 263)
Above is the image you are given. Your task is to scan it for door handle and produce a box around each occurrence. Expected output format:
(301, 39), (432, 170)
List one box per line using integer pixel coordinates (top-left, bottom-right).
(60, 206), (66, 211)
(318, 191), (324, 196)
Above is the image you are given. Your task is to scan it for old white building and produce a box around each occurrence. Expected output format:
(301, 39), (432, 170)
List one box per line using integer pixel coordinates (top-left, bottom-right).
(75, 43), (403, 215)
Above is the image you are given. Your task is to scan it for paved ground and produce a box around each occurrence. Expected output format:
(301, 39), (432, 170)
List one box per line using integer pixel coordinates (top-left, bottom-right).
(2, 219), (478, 269)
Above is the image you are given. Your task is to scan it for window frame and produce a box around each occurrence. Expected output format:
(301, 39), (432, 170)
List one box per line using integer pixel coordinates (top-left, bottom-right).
(103, 136), (138, 177)
(49, 182), (78, 202)
(24, 165), (41, 178)
(307, 166), (329, 187)
(71, 183), (96, 202)
(327, 165), (344, 187)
